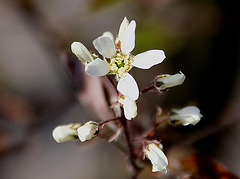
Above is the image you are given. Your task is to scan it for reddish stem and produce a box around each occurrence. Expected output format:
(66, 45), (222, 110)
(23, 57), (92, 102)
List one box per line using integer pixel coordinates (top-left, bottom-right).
(140, 85), (155, 95)
(108, 122), (123, 143)
(120, 111), (141, 178)
(142, 116), (169, 139)
(98, 117), (121, 126)
(107, 75), (118, 94)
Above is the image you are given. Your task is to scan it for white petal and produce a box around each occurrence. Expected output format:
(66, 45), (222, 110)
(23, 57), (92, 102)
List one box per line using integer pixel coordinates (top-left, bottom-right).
(93, 36), (116, 58)
(118, 17), (129, 43)
(132, 50), (166, 69)
(123, 98), (137, 120)
(71, 41), (93, 63)
(117, 73), (139, 101)
(175, 106), (201, 116)
(85, 58), (110, 76)
(121, 20), (136, 55)
(102, 31), (114, 42)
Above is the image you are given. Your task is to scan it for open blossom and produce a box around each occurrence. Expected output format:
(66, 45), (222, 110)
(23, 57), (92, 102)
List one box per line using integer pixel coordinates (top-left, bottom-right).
(71, 17), (166, 114)
(77, 121), (99, 142)
(144, 143), (168, 173)
(169, 106), (203, 126)
(154, 71), (186, 91)
(52, 123), (81, 143)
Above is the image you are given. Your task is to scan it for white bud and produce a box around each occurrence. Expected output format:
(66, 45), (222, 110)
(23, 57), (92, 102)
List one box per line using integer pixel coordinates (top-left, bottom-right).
(144, 143), (168, 173)
(169, 106), (203, 126)
(77, 121), (99, 142)
(154, 71), (186, 91)
(71, 41), (93, 63)
(52, 123), (81, 143)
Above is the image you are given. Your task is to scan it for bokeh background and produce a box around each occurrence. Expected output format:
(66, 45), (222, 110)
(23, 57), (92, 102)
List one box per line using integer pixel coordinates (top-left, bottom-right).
(0, 0), (239, 178)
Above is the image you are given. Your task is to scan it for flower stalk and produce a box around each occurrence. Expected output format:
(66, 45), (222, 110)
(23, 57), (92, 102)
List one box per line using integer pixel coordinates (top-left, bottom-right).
(121, 114), (142, 179)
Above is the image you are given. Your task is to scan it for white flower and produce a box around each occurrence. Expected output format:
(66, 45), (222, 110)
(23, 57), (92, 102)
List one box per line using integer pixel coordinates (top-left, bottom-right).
(77, 121), (99, 142)
(52, 123), (81, 143)
(71, 17), (166, 100)
(144, 143), (168, 173)
(155, 71), (186, 91)
(169, 106), (203, 126)
(118, 95), (137, 120)
(71, 17), (166, 120)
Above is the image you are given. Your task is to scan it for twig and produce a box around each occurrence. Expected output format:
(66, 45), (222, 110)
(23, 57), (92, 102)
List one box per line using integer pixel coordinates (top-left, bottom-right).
(140, 85), (155, 95)
(108, 123), (123, 143)
(121, 115), (142, 178)
(98, 117), (121, 126)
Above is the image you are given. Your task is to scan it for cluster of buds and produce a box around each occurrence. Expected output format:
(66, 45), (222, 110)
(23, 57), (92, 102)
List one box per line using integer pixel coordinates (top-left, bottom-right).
(52, 17), (203, 176)
(52, 121), (99, 143)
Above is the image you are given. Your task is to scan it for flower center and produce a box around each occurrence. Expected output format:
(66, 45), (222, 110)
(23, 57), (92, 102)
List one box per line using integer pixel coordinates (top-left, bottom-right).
(108, 51), (133, 78)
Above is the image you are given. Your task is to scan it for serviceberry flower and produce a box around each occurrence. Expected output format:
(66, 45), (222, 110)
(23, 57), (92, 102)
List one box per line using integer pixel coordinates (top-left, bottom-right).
(77, 121), (99, 142)
(71, 17), (166, 103)
(52, 123), (81, 143)
(154, 71), (186, 91)
(169, 106), (203, 126)
(144, 143), (168, 173)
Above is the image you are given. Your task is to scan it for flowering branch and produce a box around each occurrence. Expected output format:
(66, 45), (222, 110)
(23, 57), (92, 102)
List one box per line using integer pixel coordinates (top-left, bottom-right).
(52, 16), (203, 179)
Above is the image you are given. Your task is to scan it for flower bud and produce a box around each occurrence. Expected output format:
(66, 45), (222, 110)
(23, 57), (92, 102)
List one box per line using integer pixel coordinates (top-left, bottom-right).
(71, 41), (93, 63)
(144, 143), (168, 173)
(154, 72), (186, 91)
(169, 106), (203, 126)
(52, 123), (81, 143)
(77, 121), (99, 142)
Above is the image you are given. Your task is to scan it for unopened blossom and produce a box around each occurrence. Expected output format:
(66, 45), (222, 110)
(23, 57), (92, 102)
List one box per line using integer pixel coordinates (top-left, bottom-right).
(144, 143), (168, 173)
(154, 72), (186, 91)
(169, 106), (203, 126)
(52, 123), (81, 143)
(77, 121), (99, 142)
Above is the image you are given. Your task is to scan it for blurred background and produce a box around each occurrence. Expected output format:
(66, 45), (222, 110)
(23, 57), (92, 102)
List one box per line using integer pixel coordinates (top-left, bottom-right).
(0, 0), (239, 178)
